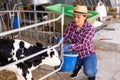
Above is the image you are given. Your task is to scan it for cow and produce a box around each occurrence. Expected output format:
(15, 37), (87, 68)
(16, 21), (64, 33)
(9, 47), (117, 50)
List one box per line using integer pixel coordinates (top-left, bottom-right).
(0, 38), (61, 80)
(24, 5), (48, 23)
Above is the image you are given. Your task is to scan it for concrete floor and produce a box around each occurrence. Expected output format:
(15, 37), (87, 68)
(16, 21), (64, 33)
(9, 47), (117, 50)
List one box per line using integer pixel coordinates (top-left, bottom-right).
(94, 22), (120, 52)
(45, 49), (120, 80)
(47, 21), (120, 80)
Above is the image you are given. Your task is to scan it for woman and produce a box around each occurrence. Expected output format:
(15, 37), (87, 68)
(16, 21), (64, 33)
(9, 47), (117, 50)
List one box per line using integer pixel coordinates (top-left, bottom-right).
(61, 5), (97, 80)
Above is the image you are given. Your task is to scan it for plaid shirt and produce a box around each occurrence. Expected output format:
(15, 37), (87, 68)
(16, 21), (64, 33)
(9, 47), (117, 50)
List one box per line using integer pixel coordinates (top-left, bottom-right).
(63, 21), (95, 59)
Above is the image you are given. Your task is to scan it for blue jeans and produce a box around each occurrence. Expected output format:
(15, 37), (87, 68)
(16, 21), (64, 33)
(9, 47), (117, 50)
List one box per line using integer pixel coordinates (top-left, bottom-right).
(75, 53), (97, 77)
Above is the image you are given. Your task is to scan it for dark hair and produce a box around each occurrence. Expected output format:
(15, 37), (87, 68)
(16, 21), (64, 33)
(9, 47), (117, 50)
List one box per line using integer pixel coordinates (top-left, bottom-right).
(83, 15), (88, 20)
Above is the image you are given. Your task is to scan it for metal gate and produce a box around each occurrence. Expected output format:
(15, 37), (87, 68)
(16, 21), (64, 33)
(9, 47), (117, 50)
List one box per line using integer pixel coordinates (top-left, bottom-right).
(0, 7), (64, 80)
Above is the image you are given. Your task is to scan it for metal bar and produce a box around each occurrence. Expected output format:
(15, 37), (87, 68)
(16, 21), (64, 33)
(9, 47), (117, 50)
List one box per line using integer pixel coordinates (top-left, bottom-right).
(89, 0), (93, 6)
(34, 5), (39, 42)
(87, 0), (90, 6)
(107, 0), (111, 7)
(1, 15), (7, 31)
(39, 7), (64, 80)
(17, 10), (21, 38)
(53, 12), (56, 44)
(38, 58), (64, 80)
(60, 6), (64, 58)
(0, 19), (2, 32)
(0, 10), (52, 14)
(94, 0), (98, 6)
(81, 0), (85, 5)
(84, 0), (87, 6)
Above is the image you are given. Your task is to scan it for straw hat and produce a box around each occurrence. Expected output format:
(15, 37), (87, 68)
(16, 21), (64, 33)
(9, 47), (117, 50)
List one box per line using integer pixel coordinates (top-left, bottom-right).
(69, 5), (91, 16)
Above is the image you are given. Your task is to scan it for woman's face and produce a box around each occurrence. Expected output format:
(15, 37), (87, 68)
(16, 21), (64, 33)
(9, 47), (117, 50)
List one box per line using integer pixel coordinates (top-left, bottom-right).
(73, 14), (87, 27)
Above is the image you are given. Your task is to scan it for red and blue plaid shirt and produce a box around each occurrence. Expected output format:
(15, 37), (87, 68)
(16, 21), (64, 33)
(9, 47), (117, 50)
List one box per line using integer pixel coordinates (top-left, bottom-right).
(63, 21), (95, 59)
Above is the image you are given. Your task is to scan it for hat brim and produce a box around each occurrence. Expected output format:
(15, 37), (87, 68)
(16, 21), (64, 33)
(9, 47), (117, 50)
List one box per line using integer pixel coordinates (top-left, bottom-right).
(68, 10), (91, 16)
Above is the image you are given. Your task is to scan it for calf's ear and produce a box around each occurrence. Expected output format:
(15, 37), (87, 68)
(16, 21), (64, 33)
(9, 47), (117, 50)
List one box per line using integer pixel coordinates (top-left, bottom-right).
(36, 42), (43, 47)
(50, 51), (54, 58)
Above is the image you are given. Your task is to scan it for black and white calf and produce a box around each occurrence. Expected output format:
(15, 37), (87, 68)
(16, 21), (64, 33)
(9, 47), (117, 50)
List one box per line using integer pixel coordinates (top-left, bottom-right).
(0, 39), (61, 80)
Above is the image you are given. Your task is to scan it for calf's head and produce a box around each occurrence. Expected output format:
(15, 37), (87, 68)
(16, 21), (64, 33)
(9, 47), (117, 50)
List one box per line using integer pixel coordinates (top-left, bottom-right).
(41, 48), (61, 66)
(27, 42), (61, 67)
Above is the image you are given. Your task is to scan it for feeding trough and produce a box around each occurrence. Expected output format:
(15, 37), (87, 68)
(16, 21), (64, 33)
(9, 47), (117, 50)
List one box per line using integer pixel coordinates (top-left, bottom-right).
(46, 4), (99, 32)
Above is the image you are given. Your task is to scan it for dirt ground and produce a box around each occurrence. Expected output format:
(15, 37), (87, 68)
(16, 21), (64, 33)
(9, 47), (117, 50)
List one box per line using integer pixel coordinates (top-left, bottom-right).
(0, 65), (57, 80)
(0, 68), (55, 80)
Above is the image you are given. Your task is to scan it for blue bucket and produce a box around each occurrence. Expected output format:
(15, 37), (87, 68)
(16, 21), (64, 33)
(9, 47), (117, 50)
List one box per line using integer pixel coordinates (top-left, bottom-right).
(61, 51), (78, 72)
(12, 17), (18, 29)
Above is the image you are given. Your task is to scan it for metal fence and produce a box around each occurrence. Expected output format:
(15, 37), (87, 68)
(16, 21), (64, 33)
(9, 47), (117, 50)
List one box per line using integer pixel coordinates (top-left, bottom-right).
(0, 9), (62, 45)
(0, 8), (64, 80)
